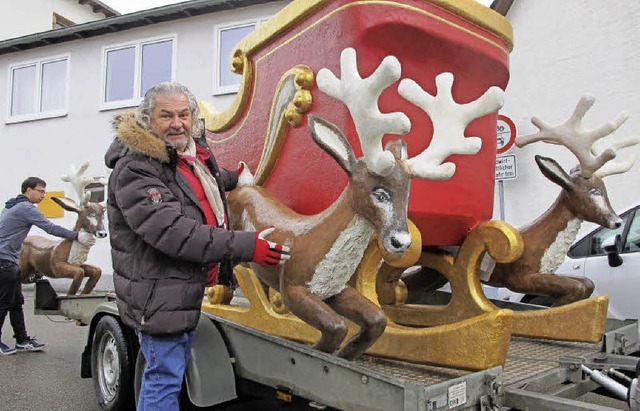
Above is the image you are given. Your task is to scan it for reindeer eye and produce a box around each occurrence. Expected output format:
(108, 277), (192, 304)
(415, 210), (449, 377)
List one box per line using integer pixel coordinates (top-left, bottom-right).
(371, 189), (391, 203)
(589, 188), (603, 196)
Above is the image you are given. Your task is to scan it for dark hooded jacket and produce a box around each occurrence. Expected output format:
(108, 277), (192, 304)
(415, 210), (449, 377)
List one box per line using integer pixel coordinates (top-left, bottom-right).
(104, 112), (255, 336)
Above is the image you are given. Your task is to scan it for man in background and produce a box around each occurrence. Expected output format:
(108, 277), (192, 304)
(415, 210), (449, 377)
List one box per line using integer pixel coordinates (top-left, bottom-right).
(0, 177), (93, 355)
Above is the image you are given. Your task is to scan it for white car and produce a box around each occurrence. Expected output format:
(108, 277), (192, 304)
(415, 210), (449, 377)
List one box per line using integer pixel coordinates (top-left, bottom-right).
(498, 204), (640, 320)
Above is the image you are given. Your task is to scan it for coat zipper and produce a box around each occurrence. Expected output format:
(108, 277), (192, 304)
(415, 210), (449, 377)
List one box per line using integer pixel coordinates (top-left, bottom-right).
(140, 279), (158, 327)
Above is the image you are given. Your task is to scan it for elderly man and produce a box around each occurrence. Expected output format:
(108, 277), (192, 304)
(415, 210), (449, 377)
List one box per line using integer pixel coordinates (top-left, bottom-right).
(105, 82), (289, 410)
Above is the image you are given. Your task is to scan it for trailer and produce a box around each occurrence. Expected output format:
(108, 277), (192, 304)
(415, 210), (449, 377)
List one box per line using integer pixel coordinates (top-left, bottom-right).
(33, 279), (640, 411)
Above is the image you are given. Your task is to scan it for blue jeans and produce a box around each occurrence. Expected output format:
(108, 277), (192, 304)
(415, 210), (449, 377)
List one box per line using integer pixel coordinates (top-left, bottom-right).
(137, 330), (195, 411)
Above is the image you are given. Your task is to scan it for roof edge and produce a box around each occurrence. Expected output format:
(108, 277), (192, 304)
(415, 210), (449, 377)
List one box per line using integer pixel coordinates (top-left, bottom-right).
(0, 0), (279, 56)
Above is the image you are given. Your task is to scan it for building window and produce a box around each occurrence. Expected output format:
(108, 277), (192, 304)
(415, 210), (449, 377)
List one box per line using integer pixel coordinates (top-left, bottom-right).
(7, 56), (69, 123)
(102, 36), (175, 109)
(213, 19), (269, 95)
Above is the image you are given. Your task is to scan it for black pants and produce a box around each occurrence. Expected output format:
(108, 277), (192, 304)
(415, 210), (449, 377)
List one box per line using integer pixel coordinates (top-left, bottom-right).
(0, 259), (28, 343)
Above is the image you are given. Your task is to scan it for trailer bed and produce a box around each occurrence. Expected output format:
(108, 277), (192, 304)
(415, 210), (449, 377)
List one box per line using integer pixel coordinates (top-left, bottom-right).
(34, 280), (639, 410)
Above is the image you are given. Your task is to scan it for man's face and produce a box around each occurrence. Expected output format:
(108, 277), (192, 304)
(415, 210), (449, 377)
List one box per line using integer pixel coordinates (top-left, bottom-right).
(148, 93), (193, 152)
(25, 185), (46, 204)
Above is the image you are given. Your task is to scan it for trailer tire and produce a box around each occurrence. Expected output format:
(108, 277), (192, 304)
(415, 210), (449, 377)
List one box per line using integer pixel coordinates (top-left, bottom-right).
(92, 315), (135, 411)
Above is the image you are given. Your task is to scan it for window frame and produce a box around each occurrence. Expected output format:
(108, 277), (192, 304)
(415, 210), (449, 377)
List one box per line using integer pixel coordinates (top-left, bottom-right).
(622, 208), (640, 253)
(5, 54), (71, 124)
(100, 34), (177, 111)
(212, 18), (270, 96)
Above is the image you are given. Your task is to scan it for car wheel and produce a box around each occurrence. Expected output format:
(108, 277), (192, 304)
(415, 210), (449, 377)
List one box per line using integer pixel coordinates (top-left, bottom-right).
(92, 315), (135, 411)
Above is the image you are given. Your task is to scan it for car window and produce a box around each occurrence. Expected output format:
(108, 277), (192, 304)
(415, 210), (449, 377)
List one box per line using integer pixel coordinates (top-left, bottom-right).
(623, 210), (640, 253)
(588, 214), (629, 257)
(568, 234), (591, 258)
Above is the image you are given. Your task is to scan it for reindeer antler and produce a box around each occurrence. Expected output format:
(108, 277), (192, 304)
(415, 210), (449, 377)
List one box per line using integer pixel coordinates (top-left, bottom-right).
(592, 133), (640, 178)
(316, 47), (411, 176)
(61, 161), (93, 205)
(398, 73), (504, 179)
(515, 94), (637, 178)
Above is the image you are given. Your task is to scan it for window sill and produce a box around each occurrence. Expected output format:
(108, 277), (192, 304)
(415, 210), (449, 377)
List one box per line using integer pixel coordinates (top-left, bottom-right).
(5, 110), (68, 124)
(212, 85), (240, 96)
(99, 100), (141, 112)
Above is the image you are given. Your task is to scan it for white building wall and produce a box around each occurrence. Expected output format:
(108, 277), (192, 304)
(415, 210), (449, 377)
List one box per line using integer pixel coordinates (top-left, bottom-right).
(496, 0), (640, 238)
(0, 1), (287, 279)
(0, 0), (108, 41)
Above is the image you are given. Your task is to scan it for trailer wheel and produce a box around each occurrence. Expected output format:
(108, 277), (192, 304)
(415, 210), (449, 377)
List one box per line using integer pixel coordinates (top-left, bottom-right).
(92, 315), (135, 411)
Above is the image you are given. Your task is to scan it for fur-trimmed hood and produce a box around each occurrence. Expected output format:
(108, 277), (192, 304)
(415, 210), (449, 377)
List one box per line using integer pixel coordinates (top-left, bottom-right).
(105, 111), (171, 169)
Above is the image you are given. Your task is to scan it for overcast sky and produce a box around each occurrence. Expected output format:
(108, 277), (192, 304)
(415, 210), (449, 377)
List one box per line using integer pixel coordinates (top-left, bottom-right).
(103, 0), (493, 14)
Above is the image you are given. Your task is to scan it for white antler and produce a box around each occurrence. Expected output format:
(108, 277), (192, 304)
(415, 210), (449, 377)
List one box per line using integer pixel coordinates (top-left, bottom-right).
(61, 161), (93, 205)
(398, 72), (504, 179)
(317, 47), (411, 176)
(515, 94), (633, 178)
(592, 134), (640, 177)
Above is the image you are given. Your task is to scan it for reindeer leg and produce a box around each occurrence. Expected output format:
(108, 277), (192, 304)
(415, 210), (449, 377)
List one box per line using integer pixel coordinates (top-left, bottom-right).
(328, 286), (387, 360)
(553, 275), (594, 305)
(80, 264), (101, 294)
(280, 285), (347, 354)
(502, 272), (594, 307)
(53, 263), (85, 296)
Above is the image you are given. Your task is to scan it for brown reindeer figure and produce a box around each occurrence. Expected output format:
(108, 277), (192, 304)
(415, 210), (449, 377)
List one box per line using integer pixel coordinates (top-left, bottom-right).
(19, 162), (107, 295)
(228, 47), (504, 359)
(485, 95), (640, 306)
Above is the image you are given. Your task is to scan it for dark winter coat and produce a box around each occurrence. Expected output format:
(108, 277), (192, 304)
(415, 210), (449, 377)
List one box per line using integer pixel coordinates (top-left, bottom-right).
(104, 112), (255, 336)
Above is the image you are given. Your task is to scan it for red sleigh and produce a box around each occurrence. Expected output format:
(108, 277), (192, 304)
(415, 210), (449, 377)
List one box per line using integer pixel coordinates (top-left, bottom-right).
(201, 0), (607, 370)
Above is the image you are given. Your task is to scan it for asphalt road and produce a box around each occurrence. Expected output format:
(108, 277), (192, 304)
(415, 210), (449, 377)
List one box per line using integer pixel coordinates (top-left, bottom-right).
(0, 287), (101, 411)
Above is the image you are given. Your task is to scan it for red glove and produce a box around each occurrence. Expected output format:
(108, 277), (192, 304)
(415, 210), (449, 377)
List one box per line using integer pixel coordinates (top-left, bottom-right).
(252, 227), (291, 266)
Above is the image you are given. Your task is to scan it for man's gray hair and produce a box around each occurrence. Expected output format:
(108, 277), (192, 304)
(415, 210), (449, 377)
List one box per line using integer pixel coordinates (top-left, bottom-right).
(136, 82), (203, 138)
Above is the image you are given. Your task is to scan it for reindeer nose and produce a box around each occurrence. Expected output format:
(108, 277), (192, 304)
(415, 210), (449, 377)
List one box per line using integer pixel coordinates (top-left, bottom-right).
(386, 232), (411, 253)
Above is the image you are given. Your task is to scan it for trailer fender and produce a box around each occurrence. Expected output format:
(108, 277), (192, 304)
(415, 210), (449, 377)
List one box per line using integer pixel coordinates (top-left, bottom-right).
(133, 314), (237, 407)
(185, 313), (237, 407)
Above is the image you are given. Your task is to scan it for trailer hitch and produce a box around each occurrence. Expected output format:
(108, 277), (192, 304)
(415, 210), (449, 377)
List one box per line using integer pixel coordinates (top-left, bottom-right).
(480, 375), (501, 411)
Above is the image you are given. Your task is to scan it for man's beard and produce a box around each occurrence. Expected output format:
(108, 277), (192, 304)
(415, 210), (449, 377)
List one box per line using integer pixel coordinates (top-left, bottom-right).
(172, 137), (188, 151)
(163, 129), (189, 152)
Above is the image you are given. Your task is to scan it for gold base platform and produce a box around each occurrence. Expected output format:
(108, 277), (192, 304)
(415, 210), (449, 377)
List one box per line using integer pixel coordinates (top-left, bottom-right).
(203, 262), (513, 371)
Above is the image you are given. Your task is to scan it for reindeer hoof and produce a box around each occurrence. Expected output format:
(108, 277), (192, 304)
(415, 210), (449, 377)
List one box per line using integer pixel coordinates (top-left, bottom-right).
(269, 289), (290, 314)
(206, 285), (233, 304)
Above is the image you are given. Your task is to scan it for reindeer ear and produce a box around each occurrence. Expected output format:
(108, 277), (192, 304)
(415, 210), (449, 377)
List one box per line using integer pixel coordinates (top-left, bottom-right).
(308, 115), (357, 174)
(51, 196), (82, 213)
(535, 155), (574, 191)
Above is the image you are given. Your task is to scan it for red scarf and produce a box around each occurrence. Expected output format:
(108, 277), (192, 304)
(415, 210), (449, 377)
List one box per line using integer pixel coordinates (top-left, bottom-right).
(177, 145), (224, 286)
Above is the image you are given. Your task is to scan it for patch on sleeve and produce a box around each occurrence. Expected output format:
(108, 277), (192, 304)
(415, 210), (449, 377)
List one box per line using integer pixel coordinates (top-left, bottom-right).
(146, 187), (163, 204)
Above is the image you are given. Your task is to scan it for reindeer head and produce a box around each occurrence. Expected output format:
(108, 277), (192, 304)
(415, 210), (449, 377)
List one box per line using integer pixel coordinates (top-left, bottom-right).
(57, 162), (107, 239)
(517, 95), (640, 229)
(313, 48), (505, 254)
